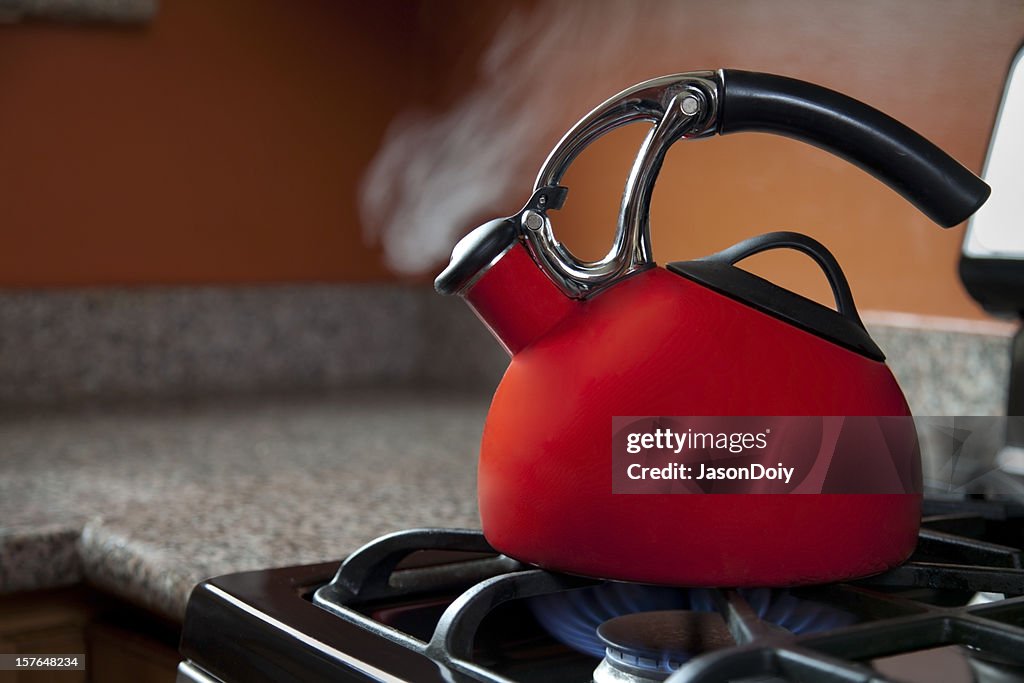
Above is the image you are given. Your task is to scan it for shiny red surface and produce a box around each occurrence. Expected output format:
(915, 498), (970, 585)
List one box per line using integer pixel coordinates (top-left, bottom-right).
(465, 244), (576, 355)
(466, 258), (920, 586)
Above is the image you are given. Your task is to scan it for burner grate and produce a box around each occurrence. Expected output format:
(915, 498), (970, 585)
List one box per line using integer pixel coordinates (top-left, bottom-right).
(313, 528), (598, 680)
(178, 496), (1024, 682)
(672, 591), (1024, 682)
(305, 506), (1024, 683)
(666, 508), (1024, 682)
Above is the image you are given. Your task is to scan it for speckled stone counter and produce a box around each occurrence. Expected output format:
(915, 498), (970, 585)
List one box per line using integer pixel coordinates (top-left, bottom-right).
(0, 391), (488, 620)
(0, 287), (1013, 415)
(0, 285), (1016, 625)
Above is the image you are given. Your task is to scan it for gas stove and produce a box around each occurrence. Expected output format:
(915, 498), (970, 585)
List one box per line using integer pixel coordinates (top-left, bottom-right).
(177, 496), (1024, 683)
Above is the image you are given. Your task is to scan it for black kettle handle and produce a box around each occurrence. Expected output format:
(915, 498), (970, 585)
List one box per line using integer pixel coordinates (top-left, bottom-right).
(719, 70), (990, 228)
(700, 231), (864, 327)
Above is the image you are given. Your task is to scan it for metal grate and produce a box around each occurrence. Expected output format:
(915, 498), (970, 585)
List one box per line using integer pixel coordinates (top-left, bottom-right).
(312, 501), (1024, 683)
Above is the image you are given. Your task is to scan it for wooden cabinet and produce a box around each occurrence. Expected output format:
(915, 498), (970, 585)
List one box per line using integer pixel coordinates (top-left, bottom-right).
(85, 621), (179, 683)
(0, 587), (178, 683)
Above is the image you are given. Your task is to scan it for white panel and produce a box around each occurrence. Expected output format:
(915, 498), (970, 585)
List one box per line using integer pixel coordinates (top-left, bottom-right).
(964, 45), (1024, 258)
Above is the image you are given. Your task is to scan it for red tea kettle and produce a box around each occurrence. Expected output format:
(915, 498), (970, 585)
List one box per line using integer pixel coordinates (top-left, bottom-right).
(435, 70), (990, 586)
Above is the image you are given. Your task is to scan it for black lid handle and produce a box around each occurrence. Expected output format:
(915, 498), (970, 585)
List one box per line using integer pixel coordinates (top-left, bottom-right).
(719, 70), (990, 228)
(701, 231), (864, 327)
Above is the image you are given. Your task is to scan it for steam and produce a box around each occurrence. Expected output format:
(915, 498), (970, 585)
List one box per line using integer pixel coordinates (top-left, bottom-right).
(360, 0), (678, 274)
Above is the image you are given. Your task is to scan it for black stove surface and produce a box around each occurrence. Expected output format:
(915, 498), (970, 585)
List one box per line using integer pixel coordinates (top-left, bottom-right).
(178, 497), (1024, 683)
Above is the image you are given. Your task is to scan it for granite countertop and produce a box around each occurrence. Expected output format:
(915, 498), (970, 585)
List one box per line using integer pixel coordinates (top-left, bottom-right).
(0, 286), (1014, 625)
(0, 390), (489, 621)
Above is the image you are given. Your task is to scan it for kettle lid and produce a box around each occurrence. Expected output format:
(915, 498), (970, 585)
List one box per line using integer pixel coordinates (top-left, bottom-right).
(667, 232), (885, 361)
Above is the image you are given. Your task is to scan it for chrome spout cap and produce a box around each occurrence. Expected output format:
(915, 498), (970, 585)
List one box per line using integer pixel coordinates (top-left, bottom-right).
(434, 186), (569, 296)
(434, 218), (516, 296)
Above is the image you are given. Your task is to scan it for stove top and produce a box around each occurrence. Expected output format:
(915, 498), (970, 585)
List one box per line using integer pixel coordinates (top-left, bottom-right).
(177, 497), (1024, 683)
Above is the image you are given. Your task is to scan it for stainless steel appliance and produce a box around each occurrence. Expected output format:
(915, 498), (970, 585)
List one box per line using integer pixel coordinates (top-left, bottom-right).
(176, 502), (1024, 682)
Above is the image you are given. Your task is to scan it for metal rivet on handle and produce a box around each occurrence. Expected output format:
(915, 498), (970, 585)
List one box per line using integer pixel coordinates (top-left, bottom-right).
(522, 210), (545, 231)
(681, 95), (700, 116)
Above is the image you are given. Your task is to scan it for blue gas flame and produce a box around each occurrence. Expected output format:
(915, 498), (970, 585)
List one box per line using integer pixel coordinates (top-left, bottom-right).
(528, 583), (856, 660)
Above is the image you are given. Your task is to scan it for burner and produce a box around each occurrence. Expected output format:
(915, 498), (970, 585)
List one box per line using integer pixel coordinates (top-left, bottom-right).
(529, 583), (856, 661)
(527, 583), (691, 658)
(178, 510), (1024, 683)
(594, 610), (732, 683)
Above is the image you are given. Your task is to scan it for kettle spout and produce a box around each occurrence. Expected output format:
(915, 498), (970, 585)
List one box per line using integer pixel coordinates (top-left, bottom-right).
(435, 219), (576, 355)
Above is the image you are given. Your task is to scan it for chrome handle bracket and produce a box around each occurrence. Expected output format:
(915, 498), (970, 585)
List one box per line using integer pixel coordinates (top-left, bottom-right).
(520, 71), (723, 298)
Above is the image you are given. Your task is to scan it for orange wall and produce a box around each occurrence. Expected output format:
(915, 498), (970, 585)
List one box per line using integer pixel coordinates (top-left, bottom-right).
(2, 1), (1023, 320)
(0, 1), (423, 285)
